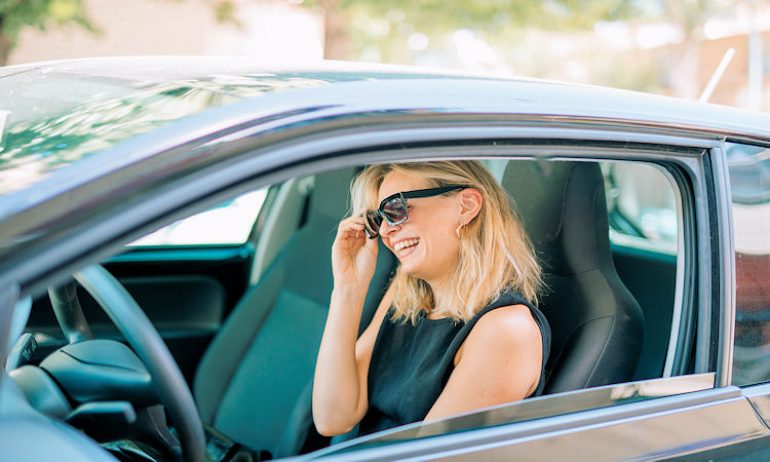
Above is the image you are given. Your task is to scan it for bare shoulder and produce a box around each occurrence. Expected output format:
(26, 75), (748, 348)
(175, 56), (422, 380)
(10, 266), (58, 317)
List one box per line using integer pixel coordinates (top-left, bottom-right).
(457, 305), (543, 362)
(474, 305), (541, 341)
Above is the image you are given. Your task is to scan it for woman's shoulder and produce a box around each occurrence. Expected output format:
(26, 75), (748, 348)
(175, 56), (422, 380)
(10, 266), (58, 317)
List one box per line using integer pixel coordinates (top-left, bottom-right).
(473, 304), (542, 342)
(455, 304), (543, 365)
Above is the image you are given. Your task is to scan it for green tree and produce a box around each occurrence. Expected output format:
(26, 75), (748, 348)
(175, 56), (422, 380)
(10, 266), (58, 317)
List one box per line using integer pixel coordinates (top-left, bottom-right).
(0, 0), (241, 67)
(287, 0), (639, 60)
(0, 0), (97, 65)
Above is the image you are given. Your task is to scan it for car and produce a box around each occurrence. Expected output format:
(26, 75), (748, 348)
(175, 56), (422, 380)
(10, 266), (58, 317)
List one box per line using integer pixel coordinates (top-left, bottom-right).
(0, 56), (769, 462)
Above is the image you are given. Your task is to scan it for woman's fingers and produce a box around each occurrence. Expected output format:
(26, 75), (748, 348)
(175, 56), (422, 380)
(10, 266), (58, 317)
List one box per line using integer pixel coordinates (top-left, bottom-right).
(332, 215), (379, 286)
(338, 217), (367, 237)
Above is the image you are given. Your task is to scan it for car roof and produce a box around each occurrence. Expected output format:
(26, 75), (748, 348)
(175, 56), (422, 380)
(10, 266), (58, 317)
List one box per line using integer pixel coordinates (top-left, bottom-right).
(2, 56), (769, 178)
(19, 55), (761, 138)
(2, 56), (770, 250)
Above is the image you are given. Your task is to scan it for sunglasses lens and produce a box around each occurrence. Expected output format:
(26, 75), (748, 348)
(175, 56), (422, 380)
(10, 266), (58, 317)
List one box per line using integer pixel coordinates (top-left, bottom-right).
(382, 195), (407, 224)
(364, 210), (382, 238)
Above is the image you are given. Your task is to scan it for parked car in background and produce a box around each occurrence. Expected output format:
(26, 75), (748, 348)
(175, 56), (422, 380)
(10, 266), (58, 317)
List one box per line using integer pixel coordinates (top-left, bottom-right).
(0, 57), (769, 461)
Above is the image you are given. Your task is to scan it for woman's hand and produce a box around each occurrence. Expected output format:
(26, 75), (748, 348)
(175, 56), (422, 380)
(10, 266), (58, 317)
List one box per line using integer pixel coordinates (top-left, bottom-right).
(332, 215), (379, 288)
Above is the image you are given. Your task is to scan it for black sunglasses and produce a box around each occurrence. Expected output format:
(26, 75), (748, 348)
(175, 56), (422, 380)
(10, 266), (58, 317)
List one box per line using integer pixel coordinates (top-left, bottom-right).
(363, 185), (468, 239)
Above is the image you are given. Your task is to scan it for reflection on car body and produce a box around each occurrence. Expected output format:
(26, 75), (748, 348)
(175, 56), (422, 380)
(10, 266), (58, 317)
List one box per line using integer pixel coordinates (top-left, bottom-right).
(0, 57), (769, 461)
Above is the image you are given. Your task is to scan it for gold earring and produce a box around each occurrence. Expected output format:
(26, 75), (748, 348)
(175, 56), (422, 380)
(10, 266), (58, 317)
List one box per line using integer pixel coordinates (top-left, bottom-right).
(455, 221), (464, 238)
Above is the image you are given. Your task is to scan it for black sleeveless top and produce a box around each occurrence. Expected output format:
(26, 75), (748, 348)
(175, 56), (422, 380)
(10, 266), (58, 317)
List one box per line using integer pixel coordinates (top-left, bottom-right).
(358, 290), (551, 436)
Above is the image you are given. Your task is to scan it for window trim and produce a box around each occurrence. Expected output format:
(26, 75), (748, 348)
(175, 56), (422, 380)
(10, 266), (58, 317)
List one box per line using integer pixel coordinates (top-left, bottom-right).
(709, 143), (737, 387)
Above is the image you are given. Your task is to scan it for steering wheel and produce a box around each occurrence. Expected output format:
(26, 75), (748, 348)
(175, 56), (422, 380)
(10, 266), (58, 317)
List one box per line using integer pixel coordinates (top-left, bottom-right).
(48, 265), (205, 462)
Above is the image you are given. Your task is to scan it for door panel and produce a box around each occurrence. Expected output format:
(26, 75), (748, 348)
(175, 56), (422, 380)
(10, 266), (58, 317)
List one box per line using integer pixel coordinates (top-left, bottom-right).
(314, 382), (767, 461)
(739, 382), (770, 425)
(662, 435), (770, 461)
(434, 392), (764, 461)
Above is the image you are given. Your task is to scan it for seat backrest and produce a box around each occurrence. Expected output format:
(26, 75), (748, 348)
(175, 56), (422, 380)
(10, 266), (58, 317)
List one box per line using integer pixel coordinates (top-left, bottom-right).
(502, 160), (644, 393)
(193, 167), (395, 456)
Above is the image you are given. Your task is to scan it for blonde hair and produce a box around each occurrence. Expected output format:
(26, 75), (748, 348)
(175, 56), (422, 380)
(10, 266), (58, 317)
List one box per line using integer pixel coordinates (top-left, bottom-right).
(350, 160), (542, 324)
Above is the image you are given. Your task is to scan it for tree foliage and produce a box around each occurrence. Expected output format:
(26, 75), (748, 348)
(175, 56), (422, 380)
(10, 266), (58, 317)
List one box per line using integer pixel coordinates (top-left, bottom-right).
(0, 0), (95, 42)
(0, 0), (248, 66)
(0, 0), (96, 64)
(288, 0), (640, 59)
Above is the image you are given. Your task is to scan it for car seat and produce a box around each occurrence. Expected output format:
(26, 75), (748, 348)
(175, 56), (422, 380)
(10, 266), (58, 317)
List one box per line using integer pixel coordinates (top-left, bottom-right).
(502, 160), (644, 393)
(193, 167), (396, 457)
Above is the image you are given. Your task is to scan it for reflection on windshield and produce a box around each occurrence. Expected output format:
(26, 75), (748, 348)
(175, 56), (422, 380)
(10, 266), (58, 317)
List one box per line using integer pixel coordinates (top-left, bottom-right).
(0, 110), (8, 154)
(0, 71), (328, 195)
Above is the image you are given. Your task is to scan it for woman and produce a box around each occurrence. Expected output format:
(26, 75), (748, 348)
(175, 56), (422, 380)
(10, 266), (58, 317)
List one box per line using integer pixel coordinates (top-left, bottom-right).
(313, 160), (550, 437)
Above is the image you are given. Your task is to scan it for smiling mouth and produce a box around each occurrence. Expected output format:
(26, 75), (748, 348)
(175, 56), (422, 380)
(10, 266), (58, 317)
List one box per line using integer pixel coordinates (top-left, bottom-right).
(394, 238), (419, 258)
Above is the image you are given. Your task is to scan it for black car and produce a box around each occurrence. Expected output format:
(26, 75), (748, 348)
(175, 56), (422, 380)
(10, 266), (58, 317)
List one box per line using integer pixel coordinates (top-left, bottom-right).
(0, 57), (769, 461)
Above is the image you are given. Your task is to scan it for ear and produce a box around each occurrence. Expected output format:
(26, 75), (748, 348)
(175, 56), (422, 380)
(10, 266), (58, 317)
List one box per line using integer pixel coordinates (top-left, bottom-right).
(458, 188), (483, 224)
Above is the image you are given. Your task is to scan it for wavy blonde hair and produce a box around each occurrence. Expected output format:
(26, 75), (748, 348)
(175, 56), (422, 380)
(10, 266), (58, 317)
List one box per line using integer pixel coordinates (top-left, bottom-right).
(350, 160), (542, 324)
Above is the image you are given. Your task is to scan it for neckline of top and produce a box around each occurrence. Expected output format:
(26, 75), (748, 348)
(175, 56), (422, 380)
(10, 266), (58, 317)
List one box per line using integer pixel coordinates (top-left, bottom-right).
(421, 310), (457, 322)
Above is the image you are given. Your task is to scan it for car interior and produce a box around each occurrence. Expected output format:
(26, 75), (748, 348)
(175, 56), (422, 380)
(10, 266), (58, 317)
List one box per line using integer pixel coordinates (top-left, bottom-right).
(10, 155), (682, 460)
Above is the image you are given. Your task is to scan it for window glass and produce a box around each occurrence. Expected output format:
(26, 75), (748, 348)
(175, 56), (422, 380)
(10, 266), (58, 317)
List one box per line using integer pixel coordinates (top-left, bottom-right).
(603, 162), (678, 254)
(728, 143), (770, 386)
(128, 188), (267, 247)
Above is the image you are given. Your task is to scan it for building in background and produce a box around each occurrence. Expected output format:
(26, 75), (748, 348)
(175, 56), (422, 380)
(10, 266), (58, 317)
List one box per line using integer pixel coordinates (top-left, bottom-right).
(8, 0), (323, 66)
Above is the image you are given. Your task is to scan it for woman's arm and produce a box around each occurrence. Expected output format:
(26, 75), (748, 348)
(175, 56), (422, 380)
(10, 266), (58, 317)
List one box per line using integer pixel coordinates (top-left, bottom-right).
(313, 214), (389, 436)
(313, 284), (393, 436)
(424, 304), (543, 422)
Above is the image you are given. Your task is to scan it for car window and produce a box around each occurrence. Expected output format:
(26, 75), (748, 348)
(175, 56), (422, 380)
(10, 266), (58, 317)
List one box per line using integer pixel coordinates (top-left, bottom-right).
(310, 156), (686, 438)
(604, 162), (678, 254)
(601, 161), (682, 381)
(728, 142), (770, 386)
(19, 152), (697, 460)
(128, 188), (267, 247)
(291, 156), (692, 452)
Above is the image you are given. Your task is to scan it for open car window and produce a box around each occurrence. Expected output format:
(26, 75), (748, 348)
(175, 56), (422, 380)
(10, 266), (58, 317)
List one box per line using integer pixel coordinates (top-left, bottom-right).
(228, 154), (691, 451)
(246, 153), (697, 457)
(17, 148), (702, 461)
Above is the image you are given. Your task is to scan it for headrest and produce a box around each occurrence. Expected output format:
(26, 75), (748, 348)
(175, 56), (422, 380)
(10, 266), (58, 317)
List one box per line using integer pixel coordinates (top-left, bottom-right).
(308, 166), (358, 222)
(502, 160), (613, 276)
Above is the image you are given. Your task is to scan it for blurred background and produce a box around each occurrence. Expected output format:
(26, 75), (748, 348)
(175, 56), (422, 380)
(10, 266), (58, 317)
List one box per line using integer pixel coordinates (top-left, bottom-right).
(3, 0), (770, 110)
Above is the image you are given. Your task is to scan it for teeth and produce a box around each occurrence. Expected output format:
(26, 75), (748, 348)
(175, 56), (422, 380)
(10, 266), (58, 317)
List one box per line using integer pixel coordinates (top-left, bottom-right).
(394, 239), (419, 252)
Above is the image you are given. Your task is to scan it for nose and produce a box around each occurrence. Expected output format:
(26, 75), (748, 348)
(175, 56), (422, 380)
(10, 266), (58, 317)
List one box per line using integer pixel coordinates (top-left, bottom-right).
(379, 219), (400, 238)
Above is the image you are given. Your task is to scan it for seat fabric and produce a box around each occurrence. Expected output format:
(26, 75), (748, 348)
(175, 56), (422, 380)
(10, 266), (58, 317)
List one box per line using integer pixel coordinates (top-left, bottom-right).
(502, 160), (645, 393)
(193, 167), (395, 457)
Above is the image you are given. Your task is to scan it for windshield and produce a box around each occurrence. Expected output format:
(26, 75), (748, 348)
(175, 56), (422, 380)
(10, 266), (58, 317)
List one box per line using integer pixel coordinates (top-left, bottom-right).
(0, 67), (329, 195)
